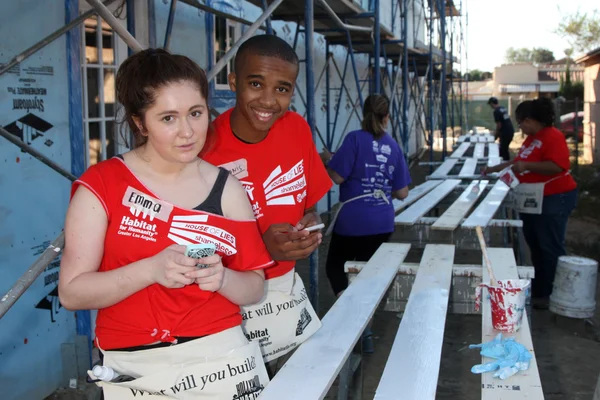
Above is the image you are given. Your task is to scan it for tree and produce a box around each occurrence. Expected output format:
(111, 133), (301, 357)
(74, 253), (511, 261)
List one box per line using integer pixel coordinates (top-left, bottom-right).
(531, 48), (555, 64)
(559, 61), (584, 100)
(505, 47), (555, 64)
(463, 69), (492, 81)
(555, 8), (600, 53)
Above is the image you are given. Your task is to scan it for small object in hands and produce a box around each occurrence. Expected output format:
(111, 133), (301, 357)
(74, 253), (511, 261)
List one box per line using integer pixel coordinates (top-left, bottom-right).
(469, 333), (532, 380)
(185, 243), (216, 268)
(304, 223), (325, 233)
(475, 279), (530, 332)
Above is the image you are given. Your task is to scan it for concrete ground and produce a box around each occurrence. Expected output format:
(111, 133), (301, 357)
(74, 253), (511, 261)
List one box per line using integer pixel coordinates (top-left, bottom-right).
(292, 143), (600, 400)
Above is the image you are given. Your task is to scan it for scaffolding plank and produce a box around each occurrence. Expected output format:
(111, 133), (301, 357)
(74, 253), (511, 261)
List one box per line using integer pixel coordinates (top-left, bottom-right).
(432, 180), (488, 231)
(393, 180), (443, 213)
(457, 135), (471, 143)
(481, 248), (544, 399)
(374, 244), (455, 400)
(461, 181), (510, 228)
(450, 142), (470, 159)
(395, 179), (461, 225)
(473, 143), (486, 159)
(259, 243), (411, 400)
(488, 142), (499, 158)
(487, 157), (502, 167)
(430, 158), (459, 179)
(458, 158), (478, 177)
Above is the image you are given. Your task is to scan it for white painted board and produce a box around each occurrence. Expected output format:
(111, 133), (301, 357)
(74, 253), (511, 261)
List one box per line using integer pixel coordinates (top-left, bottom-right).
(395, 179), (461, 225)
(430, 158), (458, 179)
(462, 181), (510, 228)
(259, 243), (412, 400)
(432, 180), (489, 231)
(459, 158), (479, 177)
(450, 142), (471, 159)
(487, 157), (502, 167)
(481, 248), (544, 399)
(374, 244), (455, 400)
(488, 142), (500, 158)
(393, 180), (443, 214)
(474, 143), (486, 158)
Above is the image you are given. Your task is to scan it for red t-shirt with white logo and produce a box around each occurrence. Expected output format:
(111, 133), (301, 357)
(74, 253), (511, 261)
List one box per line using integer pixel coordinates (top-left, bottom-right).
(71, 157), (274, 350)
(514, 127), (577, 196)
(201, 109), (332, 280)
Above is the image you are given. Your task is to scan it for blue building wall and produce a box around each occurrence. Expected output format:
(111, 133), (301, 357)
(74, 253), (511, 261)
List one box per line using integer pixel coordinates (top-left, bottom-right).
(0, 1), (76, 399)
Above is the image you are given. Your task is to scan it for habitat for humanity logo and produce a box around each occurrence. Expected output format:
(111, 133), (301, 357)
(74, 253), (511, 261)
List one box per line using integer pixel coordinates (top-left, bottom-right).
(167, 214), (237, 256)
(118, 187), (173, 242)
(262, 160), (306, 206)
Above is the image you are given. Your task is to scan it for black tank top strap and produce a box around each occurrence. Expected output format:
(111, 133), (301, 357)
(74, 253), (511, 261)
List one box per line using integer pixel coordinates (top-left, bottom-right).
(194, 167), (229, 215)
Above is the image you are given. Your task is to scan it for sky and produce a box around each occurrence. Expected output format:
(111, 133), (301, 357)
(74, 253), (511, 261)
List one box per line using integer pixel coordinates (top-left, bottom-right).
(464, 0), (597, 72)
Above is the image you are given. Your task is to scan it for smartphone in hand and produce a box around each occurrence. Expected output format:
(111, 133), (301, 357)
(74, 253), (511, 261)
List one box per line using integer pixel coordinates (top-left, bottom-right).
(303, 223), (325, 233)
(185, 243), (216, 268)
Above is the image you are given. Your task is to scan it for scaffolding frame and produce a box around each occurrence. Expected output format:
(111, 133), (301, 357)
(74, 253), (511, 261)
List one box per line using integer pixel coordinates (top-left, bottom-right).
(0, 0), (467, 371)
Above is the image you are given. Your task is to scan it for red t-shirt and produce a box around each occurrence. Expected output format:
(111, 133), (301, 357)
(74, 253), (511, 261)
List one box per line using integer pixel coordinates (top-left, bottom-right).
(201, 109), (332, 280)
(71, 158), (274, 350)
(514, 126), (577, 196)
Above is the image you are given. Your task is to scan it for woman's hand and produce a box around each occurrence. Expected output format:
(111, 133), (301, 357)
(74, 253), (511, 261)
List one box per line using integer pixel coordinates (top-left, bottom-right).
(184, 254), (227, 292)
(511, 161), (529, 174)
(149, 244), (198, 289)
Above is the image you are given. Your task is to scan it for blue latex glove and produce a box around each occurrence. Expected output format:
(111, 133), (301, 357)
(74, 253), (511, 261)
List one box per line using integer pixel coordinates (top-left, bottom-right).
(469, 333), (532, 380)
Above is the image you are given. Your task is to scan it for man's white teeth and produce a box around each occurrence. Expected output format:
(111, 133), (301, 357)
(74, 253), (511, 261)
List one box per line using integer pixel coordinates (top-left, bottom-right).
(256, 112), (273, 118)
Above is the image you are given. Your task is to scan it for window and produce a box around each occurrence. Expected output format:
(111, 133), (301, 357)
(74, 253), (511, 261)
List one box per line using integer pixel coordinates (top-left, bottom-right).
(214, 16), (241, 90)
(81, 14), (128, 167)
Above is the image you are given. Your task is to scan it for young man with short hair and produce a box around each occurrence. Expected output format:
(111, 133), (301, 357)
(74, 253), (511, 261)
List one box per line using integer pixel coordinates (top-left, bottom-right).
(201, 34), (332, 370)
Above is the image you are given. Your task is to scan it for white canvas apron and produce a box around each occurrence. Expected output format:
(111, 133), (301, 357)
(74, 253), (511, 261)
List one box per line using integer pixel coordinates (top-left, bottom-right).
(240, 269), (321, 362)
(325, 189), (389, 237)
(89, 326), (269, 400)
(508, 172), (569, 215)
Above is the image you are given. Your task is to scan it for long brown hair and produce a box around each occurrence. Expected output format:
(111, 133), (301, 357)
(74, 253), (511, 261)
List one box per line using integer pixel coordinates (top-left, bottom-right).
(361, 94), (390, 139)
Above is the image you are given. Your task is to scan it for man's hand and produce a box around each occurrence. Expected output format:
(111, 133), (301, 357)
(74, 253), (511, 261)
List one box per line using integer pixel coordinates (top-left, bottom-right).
(262, 223), (321, 261)
(295, 210), (322, 231)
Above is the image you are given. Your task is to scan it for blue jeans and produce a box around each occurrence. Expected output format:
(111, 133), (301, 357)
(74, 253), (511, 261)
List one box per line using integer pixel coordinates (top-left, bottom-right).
(520, 189), (578, 298)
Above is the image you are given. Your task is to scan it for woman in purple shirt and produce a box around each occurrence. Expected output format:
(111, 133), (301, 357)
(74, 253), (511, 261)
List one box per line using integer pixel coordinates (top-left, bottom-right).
(321, 94), (412, 298)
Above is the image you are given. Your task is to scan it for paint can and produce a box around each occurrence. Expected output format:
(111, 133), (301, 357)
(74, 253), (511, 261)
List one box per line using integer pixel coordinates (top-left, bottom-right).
(475, 279), (530, 333)
(498, 167), (520, 189)
(550, 256), (598, 319)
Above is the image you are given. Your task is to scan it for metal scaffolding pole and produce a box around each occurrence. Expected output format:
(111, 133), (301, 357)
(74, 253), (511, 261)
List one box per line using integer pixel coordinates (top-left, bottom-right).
(207, 0), (285, 82)
(126, 0), (136, 56)
(261, 0), (273, 35)
(402, 0), (409, 156)
(428, 1), (434, 170)
(163, 0), (178, 50)
(373, 0), (381, 94)
(316, 0), (372, 32)
(85, 0), (144, 52)
(304, 0), (319, 312)
(0, 0), (117, 76)
(0, 233), (65, 320)
(440, 0), (448, 159)
(0, 126), (77, 182)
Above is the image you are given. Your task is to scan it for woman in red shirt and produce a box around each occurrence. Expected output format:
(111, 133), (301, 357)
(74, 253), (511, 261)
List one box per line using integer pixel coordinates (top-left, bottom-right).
(484, 98), (578, 309)
(58, 49), (273, 399)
